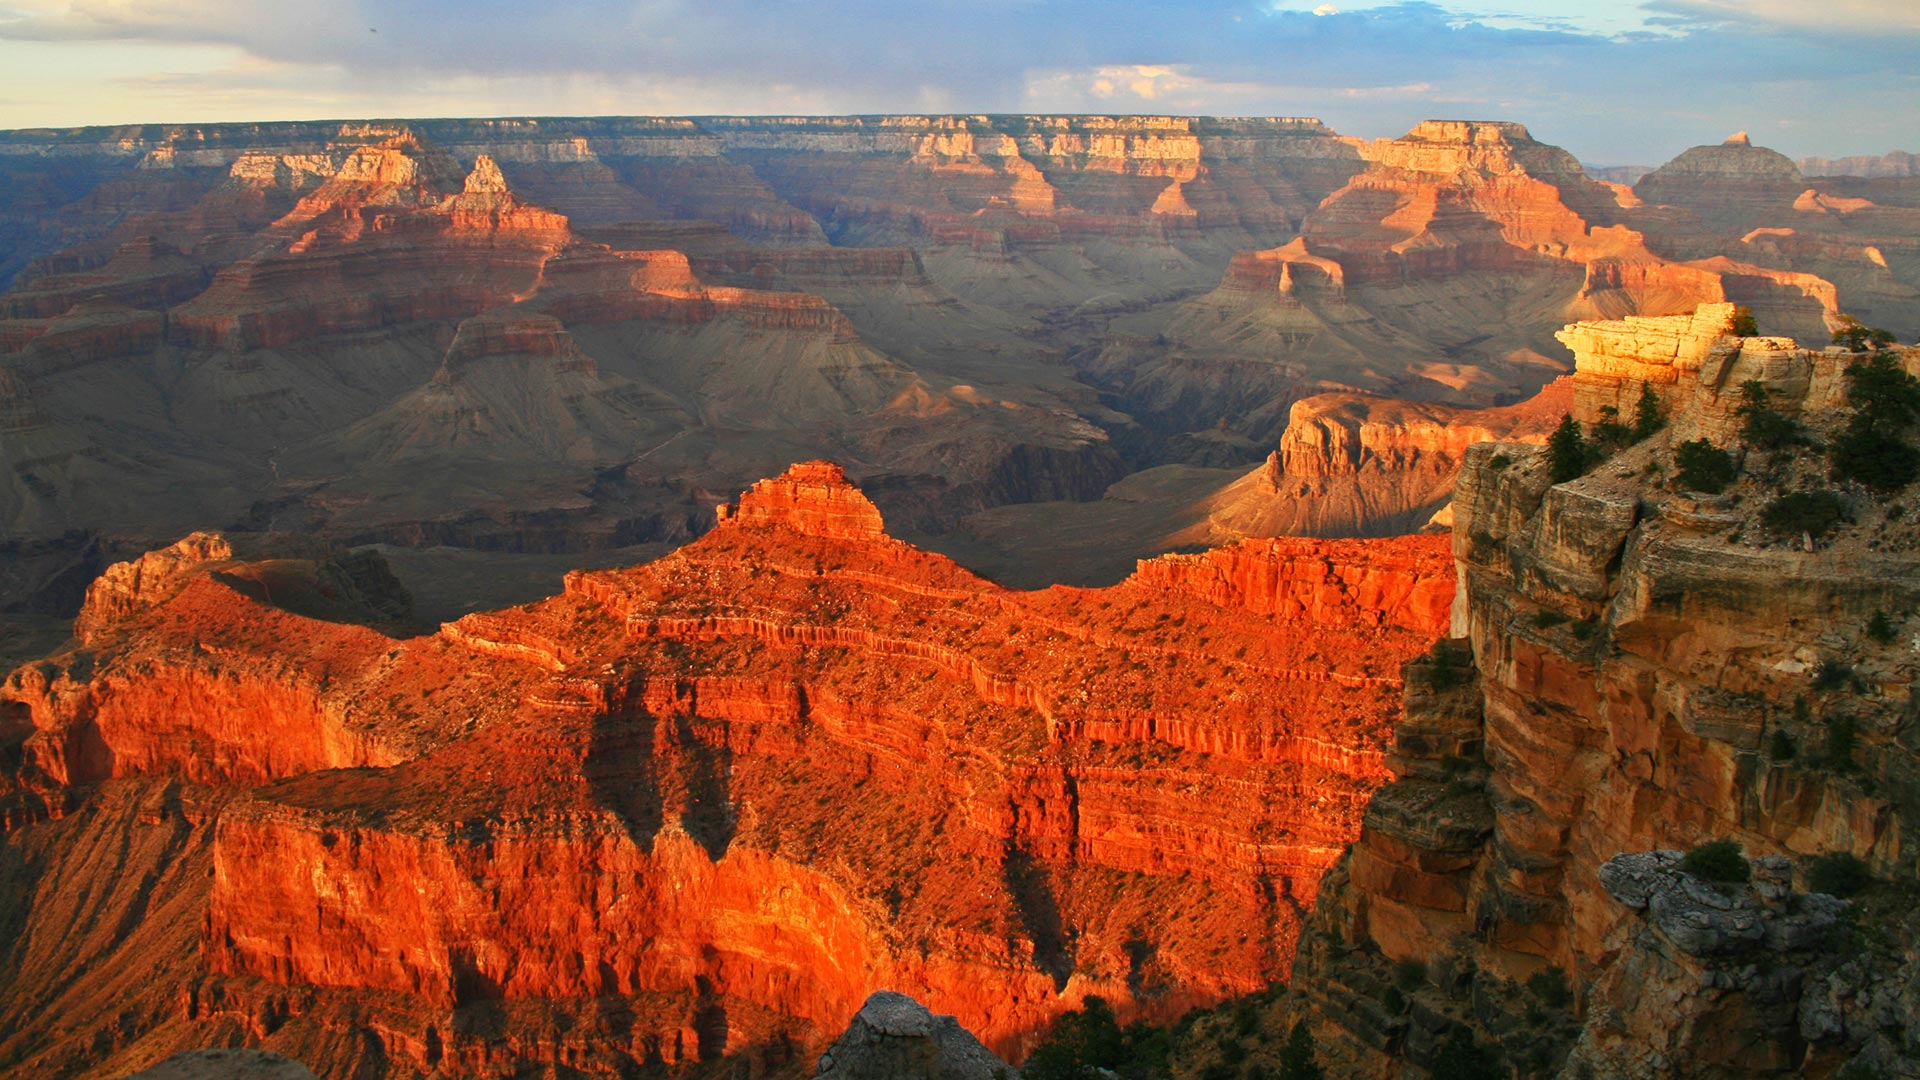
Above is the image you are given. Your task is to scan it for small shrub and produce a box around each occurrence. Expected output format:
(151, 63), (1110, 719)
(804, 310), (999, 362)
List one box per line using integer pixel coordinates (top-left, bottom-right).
(1836, 1061), (1888, 1080)
(1592, 405), (1634, 451)
(1890, 503), (1908, 520)
(1532, 609), (1570, 629)
(1729, 305), (1759, 337)
(1831, 417), (1920, 493)
(1826, 714), (1858, 768)
(1674, 439), (1738, 493)
(1430, 1027), (1499, 1080)
(1812, 658), (1852, 691)
(1760, 490), (1848, 541)
(1681, 838), (1751, 884)
(1866, 610), (1897, 645)
(1277, 1020), (1324, 1080)
(1381, 986), (1407, 1014)
(1808, 852), (1873, 898)
(1488, 452), (1512, 470)
(1736, 380), (1803, 452)
(1768, 729), (1797, 762)
(1392, 958), (1428, 993)
(1526, 967), (1573, 1009)
(1833, 317), (1899, 352)
(1793, 694), (1812, 725)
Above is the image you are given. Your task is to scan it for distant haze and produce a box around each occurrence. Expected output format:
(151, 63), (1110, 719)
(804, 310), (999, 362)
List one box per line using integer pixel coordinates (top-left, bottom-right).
(0, 0), (1915, 164)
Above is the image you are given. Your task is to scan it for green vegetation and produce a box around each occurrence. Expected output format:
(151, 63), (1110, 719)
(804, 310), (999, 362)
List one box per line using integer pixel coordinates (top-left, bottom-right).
(1760, 489), (1848, 541)
(1391, 958), (1427, 993)
(1808, 853), (1873, 898)
(1547, 413), (1589, 483)
(1276, 1021), (1324, 1080)
(1525, 968), (1573, 1010)
(1488, 452), (1512, 470)
(1832, 315), (1898, 352)
(1813, 658), (1853, 692)
(1591, 405), (1634, 452)
(1830, 350), (1920, 493)
(1768, 729), (1796, 762)
(1826, 714), (1858, 769)
(1867, 610), (1897, 645)
(1430, 1027), (1500, 1080)
(1680, 838), (1751, 885)
(1736, 380), (1804, 452)
(1022, 996), (1167, 1080)
(1729, 305), (1759, 337)
(1673, 439), (1737, 494)
(1633, 381), (1665, 441)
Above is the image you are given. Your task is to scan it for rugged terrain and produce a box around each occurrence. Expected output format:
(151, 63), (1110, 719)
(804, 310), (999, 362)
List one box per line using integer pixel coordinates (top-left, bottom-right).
(0, 462), (1453, 1078)
(1280, 305), (1920, 1078)
(3, 117), (1916, 613)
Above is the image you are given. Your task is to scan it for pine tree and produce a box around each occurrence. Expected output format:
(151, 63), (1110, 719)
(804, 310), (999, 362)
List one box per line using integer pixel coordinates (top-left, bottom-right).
(1278, 1020), (1325, 1080)
(1632, 381), (1664, 441)
(1548, 413), (1588, 483)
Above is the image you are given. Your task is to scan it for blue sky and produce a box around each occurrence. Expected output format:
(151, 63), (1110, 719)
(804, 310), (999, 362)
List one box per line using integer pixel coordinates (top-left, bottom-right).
(0, 0), (1914, 164)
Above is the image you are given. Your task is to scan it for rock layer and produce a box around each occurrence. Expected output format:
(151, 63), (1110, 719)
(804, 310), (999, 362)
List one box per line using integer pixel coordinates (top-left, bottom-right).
(0, 463), (1454, 1078)
(1287, 306), (1920, 1078)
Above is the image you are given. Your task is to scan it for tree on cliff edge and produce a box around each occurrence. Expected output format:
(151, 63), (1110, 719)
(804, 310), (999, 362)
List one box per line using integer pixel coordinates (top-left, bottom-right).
(1548, 414), (1589, 483)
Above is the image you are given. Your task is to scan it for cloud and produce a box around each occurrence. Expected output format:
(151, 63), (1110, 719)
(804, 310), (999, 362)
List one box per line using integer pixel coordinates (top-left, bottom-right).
(1645, 0), (1920, 32)
(0, 0), (1914, 163)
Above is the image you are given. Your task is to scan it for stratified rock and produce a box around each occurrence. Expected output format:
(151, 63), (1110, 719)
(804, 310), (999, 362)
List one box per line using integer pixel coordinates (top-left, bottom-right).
(1286, 306), (1920, 1080)
(815, 992), (1010, 1080)
(2, 462), (1454, 1076)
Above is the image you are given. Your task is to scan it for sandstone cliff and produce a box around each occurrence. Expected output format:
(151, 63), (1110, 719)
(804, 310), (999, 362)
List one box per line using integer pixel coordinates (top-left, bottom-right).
(0, 463), (1454, 1079)
(1286, 305), (1920, 1079)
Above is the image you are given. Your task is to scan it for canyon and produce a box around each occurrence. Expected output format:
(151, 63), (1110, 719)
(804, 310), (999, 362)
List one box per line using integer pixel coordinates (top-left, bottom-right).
(2, 118), (1918, 618)
(3, 108), (1920, 1080)
(0, 460), (1452, 1077)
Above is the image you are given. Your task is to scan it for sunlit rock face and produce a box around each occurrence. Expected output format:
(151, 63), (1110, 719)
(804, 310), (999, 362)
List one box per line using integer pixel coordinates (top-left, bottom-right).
(0, 462), (1452, 1077)
(1286, 306), (1920, 1079)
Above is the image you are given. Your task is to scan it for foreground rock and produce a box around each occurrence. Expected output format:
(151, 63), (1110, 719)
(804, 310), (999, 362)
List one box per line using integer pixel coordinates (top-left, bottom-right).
(1286, 305), (1920, 1078)
(815, 992), (1010, 1080)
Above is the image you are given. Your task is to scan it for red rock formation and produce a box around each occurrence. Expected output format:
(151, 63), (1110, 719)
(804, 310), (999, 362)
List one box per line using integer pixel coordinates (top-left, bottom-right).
(2, 464), (1453, 1077)
(1189, 380), (1573, 539)
(1286, 306), (1920, 1078)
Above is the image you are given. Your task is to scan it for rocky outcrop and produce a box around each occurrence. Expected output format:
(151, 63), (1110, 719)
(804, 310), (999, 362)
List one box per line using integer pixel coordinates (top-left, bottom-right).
(1799, 150), (1920, 179)
(1564, 851), (1850, 1078)
(1128, 535), (1453, 632)
(1635, 133), (1808, 232)
(1195, 381), (1574, 538)
(1286, 306), (1920, 1078)
(814, 992), (1011, 1080)
(714, 460), (889, 540)
(2, 463), (1455, 1078)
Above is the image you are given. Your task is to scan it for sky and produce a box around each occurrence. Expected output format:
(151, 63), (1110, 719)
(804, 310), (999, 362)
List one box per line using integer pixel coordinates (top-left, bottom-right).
(0, 0), (1914, 165)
